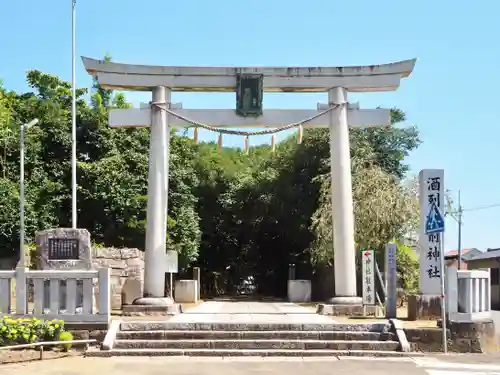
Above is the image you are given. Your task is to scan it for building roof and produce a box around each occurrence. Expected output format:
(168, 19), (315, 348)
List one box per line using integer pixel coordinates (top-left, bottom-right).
(467, 248), (500, 262)
(444, 248), (483, 261)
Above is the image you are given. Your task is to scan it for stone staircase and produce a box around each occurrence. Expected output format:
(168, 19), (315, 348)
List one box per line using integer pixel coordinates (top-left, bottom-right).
(87, 321), (421, 357)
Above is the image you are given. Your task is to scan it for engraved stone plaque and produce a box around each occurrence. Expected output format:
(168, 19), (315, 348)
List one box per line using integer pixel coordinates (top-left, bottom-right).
(48, 238), (80, 260)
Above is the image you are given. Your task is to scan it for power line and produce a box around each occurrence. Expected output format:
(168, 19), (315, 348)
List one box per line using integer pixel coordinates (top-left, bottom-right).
(462, 202), (500, 212)
(445, 191), (500, 269)
(448, 202), (500, 214)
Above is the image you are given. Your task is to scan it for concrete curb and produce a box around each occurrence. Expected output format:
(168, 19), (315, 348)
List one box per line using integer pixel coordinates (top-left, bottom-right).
(85, 348), (426, 358)
(101, 319), (121, 350)
(389, 318), (410, 352)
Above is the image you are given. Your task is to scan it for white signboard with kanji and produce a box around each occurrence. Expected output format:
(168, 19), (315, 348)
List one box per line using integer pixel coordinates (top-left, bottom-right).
(362, 250), (376, 305)
(164, 250), (178, 273)
(418, 169), (444, 295)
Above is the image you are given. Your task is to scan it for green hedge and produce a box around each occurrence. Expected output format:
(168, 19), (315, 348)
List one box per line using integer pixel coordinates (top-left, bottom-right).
(0, 316), (65, 346)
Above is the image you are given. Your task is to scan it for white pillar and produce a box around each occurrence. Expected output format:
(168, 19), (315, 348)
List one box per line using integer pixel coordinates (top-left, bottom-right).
(329, 87), (361, 304)
(143, 86), (170, 298)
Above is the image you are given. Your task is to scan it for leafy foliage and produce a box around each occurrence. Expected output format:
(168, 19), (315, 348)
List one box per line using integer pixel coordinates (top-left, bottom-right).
(309, 165), (419, 266)
(0, 317), (64, 346)
(396, 242), (420, 305)
(0, 64), (201, 269)
(58, 330), (73, 352)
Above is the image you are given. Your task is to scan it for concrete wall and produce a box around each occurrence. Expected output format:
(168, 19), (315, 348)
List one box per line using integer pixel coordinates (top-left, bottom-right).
(493, 285), (500, 309)
(468, 259), (498, 269)
(492, 267), (500, 310)
(468, 259), (500, 310)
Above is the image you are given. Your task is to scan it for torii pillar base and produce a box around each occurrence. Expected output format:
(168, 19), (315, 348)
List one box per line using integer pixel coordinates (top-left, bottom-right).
(122, 297), (178, 317)
(317, 297), (374, 317)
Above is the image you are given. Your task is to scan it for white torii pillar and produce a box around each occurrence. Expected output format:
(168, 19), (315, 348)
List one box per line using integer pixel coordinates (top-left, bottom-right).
(82, 57), (416, 306)
(328, 87), (359, 304)
(142, 86), (170, 300)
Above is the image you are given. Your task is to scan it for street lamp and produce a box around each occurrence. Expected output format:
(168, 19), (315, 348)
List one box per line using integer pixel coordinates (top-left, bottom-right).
(19, 118), (39, 267)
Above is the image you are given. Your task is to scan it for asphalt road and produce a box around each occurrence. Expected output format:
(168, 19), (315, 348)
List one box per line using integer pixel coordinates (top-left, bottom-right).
(3, 355), (500, 375)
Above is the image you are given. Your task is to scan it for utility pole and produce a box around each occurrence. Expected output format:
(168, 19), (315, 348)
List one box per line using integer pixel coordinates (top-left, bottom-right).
(19, 119), (39, 267)
(457, 190), (464, 269)
(448, 189), (500, 268)
(71, 0), (77, 229)
(446, 189), (464, 269)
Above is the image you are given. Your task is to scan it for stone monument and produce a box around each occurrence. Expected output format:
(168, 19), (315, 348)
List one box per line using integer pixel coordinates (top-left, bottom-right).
(34, 228), (92, 311)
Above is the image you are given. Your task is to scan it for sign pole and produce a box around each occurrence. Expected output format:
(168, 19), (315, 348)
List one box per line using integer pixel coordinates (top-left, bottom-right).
(164, 250), (179, 300)
(439, 231), (448, 353)
(169, 272), (173, 299)
(425, 200), (447, 353)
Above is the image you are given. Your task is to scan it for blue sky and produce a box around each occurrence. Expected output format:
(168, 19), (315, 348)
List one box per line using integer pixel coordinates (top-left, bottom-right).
(1, 0), (499, 252)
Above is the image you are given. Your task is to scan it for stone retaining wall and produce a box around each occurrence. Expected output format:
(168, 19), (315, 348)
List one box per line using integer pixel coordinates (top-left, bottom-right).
(69, 329), (107, 343)
(0, 256), (17, 270)
(91, 247), (144, 310)
(404, 319), (499, 353)
(407, 294), (442, 320)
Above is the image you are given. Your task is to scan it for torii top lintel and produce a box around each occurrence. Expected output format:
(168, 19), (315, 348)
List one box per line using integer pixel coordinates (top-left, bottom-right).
(82, 57), (416, 93)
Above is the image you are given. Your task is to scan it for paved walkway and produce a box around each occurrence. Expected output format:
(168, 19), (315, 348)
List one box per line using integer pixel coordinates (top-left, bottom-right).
(174, 301), (335, 323)
(491, 310), (500, 337)
(414, 355), (500, 375)
(5, 355), (500, 375)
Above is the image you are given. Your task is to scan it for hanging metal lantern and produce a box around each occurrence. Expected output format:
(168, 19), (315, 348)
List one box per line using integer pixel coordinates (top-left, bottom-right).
(218, 133), (223, 151)
(297, 125), (303, 144)
(193, 127), (199, 145)
(244, 135), (249, 154)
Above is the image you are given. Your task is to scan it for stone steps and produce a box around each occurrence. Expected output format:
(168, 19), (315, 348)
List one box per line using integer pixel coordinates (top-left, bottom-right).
(114, 339), (400, 351)
(119, 322), (390, 332)
(88, 320), (420, 357)
(116, 330), (396, 341)
(86, 348), (424, 358)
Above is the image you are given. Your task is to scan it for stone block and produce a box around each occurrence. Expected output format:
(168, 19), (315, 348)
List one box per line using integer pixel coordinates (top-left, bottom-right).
(89, 247), (145, 310)
(447, 319), (499, 353)
(192, 267), (201, 301)
(121, 304), (179, 316)
(125, 258), (144, 267)
(404, 328), (446, 352)
(407, 294), (441, 320)
(107, 259), (127, 270)
(317, 303), (377, 317)
(122, 266), (142, 277)
(175, 280), (199, 303)
(122, 278), (142, 306)
(121, 248), (143, 259)
(287, 280), (311, 303)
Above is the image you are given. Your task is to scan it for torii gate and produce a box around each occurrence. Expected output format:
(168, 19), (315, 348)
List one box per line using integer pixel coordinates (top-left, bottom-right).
(83, 57), (416, 308)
